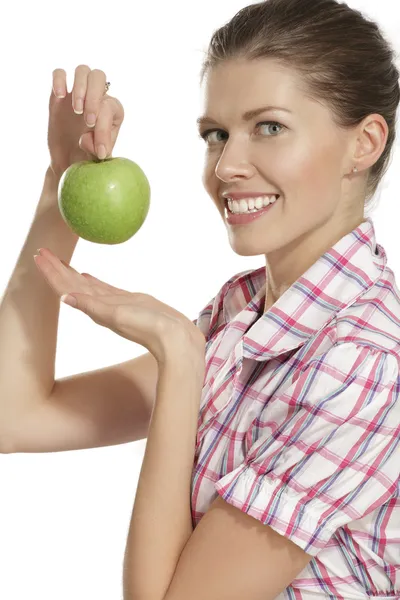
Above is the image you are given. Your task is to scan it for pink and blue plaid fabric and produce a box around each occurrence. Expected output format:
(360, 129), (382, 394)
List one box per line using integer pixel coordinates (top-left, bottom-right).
(191, 217), (399, 599)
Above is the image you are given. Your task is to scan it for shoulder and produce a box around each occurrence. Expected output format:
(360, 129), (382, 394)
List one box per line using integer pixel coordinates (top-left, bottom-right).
(194, 268), (259, 341)
(335, 264), (400, 359)
(296, 342), (399, 416)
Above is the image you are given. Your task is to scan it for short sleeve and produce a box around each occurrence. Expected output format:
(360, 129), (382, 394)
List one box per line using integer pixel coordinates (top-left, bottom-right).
(191, 271), (249, 343)
(214, 343), (400, 556)
(191, 296), (215, 341)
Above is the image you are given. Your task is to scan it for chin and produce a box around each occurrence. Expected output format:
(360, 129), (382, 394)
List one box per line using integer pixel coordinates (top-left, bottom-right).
(227, 237), (269, 257)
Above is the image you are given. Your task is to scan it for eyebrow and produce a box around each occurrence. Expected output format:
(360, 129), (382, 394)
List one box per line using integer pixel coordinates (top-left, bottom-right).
(196, 105), (293, 130)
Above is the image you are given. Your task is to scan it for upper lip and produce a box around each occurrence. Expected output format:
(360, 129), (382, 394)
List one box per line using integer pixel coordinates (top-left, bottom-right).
(221, 191), (280, 201)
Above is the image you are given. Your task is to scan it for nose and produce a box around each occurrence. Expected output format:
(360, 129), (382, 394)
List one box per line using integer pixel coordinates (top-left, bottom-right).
(215, 141), (256, 182)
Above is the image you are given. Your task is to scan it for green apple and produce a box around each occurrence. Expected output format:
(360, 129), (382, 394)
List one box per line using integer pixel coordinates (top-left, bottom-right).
(58, 157), (151, 244)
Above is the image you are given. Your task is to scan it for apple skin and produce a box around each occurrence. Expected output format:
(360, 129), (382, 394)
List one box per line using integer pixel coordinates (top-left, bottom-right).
(58, 157), (151, 245)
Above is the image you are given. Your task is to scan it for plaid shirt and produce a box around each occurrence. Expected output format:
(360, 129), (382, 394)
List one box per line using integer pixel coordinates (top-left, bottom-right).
(191, 217), (400, 599)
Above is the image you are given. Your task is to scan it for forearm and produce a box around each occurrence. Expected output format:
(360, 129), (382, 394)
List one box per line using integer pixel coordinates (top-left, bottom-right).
(0, 167), (79, 451)
(123, 341), (205, 600)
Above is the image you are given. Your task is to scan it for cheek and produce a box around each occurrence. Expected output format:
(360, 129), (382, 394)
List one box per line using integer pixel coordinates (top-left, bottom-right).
(281, 139), (336, 188)
(302, 145), (342, 194)
(270, 141), (336, 213)
(202, 156), (218, 194)
(289, 151), (342, 216)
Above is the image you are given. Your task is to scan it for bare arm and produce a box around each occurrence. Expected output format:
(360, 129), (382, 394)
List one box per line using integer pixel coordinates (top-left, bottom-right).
(0, 166), (163, 454)
(5, 350), (159, 454)
(0, 167), (79, 448)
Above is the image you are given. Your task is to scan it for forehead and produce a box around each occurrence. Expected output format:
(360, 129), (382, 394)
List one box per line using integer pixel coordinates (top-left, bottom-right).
(202, 58), (302, 102)
(199, 58), (331, 125)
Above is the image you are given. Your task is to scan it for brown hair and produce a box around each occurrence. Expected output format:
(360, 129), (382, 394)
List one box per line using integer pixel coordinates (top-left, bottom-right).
(200, 0), (400, 213)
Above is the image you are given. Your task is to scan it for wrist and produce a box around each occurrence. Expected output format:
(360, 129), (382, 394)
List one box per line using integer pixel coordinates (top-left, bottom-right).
(161, 347), (205, 369)
(159, 326), (206, 373)
(48, 164), (65, 185)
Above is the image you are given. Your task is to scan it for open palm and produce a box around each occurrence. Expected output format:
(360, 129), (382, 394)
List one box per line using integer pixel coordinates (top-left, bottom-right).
(34, 247), (125, 300)
(33, 247), (206, 355)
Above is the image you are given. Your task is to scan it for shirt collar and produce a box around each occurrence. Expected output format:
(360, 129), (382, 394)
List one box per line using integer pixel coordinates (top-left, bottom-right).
(222, 217), (386, 361)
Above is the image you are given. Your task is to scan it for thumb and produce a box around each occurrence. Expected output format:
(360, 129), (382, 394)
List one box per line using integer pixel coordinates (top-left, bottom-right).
(60, 294), (78, 308)
(60, 293), (105, 321)
(60, 293), (116, 328)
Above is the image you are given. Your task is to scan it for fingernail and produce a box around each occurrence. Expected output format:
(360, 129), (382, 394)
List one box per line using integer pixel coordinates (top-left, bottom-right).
(61, 294), (77, 307)
(97, 145), (107, 160)
(86, 113), (96, 127)
(74, 98), (84, 114)
(55, 89), (65, 98)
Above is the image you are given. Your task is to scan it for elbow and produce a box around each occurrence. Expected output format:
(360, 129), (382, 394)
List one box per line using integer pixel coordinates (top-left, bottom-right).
(0, 431), (15, 454)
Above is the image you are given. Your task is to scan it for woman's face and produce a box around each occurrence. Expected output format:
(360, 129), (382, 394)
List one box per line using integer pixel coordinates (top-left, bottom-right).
(199, 58), (370, 261)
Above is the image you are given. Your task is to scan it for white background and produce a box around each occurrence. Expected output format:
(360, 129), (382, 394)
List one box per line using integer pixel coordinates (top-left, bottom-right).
(0, 1), (399, 598)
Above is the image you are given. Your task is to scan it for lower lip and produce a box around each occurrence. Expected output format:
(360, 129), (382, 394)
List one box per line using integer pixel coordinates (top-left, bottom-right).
(224, 197), (280, 225)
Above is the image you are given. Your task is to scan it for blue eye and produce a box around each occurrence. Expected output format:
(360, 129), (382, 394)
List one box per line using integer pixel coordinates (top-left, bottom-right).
(198, 121), (285, 144)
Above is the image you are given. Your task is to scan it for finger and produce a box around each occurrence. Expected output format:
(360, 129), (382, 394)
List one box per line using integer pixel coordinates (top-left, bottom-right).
(91, 100), (114, 159)
(81, 273), (127, 295)
(38, 249), (119, 297)
(34, 253), (92, 298)
(40, 249), (79, 278)
(81, 292), (150, 307)
(84, 68), (107, 128)
(34, 254), (69, 296)
(60, 259), (79, 274)
(39, 248), (75, 274)
(71, 64), (91, 115)
(79, 97), (123, 159)
(61, 293), (117, 327)
(52, 68), (67, 99)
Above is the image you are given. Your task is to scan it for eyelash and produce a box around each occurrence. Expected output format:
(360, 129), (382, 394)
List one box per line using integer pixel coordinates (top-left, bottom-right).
(198, 121), (285, 144)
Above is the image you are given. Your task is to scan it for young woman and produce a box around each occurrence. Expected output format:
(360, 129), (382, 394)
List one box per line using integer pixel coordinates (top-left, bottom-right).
(1, 0), (399, 598)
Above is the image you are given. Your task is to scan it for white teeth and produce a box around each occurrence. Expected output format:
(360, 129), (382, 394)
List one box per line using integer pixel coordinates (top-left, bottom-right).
(227, 195), (279, 214)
